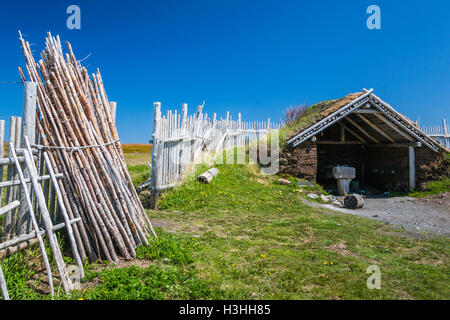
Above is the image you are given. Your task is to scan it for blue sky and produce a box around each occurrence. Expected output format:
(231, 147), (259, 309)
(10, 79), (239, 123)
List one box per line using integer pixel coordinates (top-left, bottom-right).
(0, 0), (449, 143)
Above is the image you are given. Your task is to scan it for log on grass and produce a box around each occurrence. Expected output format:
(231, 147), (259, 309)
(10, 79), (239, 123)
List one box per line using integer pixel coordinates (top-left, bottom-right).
(344, 194), (365, 209)
(197, 167), (219, 184)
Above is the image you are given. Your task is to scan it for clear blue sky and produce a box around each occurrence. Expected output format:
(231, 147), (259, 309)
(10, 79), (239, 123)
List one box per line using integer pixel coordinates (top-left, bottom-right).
(0, 0), (449, 143)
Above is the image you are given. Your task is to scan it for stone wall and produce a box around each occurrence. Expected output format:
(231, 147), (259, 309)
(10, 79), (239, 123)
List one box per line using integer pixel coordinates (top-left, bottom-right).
(279, 141), (317, 181)
(415, 147), (448, 186)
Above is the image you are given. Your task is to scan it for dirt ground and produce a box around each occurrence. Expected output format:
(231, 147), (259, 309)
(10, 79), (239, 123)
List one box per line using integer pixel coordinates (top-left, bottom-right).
(302, 192), (450, 236)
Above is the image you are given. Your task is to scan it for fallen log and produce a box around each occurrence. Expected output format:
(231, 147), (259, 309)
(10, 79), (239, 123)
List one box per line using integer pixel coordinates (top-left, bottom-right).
(344, 194), (365, 209)
(197, 167), (219, 184)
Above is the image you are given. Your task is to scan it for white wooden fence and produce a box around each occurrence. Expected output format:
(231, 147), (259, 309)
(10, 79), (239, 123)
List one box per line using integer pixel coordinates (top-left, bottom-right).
(148, 102), (281, 206)
(421, 118), (450, 149)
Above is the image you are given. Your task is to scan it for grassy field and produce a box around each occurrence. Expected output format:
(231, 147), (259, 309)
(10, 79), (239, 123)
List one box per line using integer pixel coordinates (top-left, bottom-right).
(0, 145), (448, 300)
(75, 148), (449, 300)
(122, 144), (152, 187)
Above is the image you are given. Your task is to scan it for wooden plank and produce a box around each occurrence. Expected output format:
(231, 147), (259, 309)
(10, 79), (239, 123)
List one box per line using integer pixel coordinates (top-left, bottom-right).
(355, 113), (396, 143)
(345, 117), (379, 143)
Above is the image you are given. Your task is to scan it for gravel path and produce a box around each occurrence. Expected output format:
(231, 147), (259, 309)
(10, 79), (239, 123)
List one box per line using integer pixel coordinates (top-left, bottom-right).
(302, 193), (450, 236)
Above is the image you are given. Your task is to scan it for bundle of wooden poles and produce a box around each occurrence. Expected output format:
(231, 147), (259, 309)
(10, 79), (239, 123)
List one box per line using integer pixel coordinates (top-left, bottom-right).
(18, 32), (156, 263)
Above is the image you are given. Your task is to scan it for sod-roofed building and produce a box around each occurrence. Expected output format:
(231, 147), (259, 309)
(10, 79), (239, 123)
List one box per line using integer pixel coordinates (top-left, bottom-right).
(279, 88), (448, 193)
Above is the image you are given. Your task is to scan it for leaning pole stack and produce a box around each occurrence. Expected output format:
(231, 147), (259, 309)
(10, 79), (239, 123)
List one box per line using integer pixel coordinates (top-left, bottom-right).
(18, 32), (156, 263)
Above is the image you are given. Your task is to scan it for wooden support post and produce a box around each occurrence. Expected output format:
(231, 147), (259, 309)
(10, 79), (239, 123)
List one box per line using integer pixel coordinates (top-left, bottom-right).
(17, 82), (37, 235)
(150, 102), (161, 209)
(409, 145), (416, 191)
(0, 265), (9, 300)
(110, 101), (117, 124)
(0, 120), (4, 206)
(4, 117), (20, 239)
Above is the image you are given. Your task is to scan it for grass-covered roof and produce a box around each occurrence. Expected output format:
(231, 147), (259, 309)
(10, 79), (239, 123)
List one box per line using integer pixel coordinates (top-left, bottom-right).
(278, 91), (365, 148)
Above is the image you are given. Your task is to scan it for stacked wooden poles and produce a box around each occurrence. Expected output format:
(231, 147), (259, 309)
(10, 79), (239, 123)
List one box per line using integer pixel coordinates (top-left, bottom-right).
(18, 32), (156, 263)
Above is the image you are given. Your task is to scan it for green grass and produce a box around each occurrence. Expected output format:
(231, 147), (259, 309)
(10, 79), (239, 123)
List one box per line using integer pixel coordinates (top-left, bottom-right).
(408, 178), (450, 198)
(128, 164), (150, 188)
(1, 145), (448, 300)
(145, 163), (449, 299)
(68, 230), (232, 300)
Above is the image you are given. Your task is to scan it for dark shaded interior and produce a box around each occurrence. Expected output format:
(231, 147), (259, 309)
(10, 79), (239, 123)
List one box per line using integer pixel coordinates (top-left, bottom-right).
(315, 112), (412, 193)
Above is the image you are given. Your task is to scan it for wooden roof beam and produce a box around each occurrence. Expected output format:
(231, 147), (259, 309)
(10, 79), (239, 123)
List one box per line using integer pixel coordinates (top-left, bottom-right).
(339, 123), (367, 143)
(354, 109), (379, 114)
(344, 117), (379, 143)
(355, 113), (396, 143)
(372, 112), (415, 142)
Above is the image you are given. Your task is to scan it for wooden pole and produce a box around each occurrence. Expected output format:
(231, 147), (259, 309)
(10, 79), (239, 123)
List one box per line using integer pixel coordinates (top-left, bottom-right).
(43, 151), (85, 278)
(9, 144), (55, 297)
(110, 101), (117, 124)
(409, 145), (416, 191)
(150, 102), (161, 209)
(23, 137), (72, 293)
(0, 265), (9, 300)
(17, 82), (37, 236)
(4, 117), (20, 239)
(0, 119), (4, 207)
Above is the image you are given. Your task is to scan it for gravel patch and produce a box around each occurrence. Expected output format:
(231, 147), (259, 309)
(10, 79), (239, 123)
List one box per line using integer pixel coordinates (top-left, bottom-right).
(302, 193), (450, 235)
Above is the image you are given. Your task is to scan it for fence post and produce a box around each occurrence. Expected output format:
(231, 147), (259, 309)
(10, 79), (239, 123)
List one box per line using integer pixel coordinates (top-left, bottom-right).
(110, 101), (117, 124)
(17, 81), (37, 235)
(0, 120), (4, 207)
(150, 102), (161, 209)
(443, 119), (449, 148)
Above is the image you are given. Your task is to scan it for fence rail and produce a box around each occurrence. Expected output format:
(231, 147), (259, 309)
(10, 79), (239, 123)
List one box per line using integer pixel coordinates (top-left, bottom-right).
(148, 102), (281, 207)
(421, 118), (450, 149)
